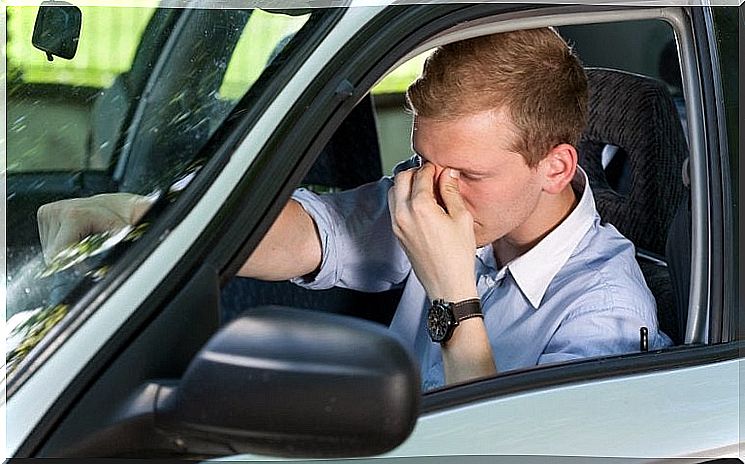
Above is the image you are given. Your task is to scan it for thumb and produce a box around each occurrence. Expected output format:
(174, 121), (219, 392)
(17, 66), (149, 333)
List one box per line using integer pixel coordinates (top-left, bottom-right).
(438, 168), (467, 216)
(44, 218), (86, 263)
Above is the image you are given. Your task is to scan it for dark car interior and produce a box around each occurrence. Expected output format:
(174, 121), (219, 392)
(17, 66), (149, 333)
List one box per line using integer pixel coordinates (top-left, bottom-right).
(220, 95), (404, 327)
(577, 67), (690, 345)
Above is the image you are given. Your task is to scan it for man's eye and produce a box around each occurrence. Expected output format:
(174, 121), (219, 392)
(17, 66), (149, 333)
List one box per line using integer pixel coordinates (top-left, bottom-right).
(461, 173), (481, 181)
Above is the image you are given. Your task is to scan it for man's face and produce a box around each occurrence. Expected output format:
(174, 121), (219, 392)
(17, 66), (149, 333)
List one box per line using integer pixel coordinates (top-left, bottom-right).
(412, 109), (545, 248)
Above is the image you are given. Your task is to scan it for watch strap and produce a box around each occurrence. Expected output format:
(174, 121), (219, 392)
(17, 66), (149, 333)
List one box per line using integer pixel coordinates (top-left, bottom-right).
(450, 298), (482, 322)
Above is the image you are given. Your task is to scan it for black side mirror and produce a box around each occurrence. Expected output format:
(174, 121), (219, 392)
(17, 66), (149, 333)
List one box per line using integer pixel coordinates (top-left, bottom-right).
(157, 306), (421, 458)
(32, 0), (81, 61)
(44, 306), (420, 458)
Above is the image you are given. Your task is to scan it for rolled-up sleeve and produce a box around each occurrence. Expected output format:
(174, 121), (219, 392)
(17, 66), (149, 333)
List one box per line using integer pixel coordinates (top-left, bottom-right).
(290, 178), (411, 292)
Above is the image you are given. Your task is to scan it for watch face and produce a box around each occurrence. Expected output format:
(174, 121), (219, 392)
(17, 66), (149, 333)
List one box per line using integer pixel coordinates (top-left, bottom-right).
(427, 301), (454, 343)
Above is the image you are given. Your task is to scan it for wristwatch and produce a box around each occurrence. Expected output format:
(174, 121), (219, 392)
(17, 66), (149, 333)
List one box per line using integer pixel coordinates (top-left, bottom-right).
(426, 298), (483, 344)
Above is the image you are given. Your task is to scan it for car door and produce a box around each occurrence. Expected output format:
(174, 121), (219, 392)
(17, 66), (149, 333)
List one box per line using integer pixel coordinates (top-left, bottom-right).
(365, 5), (742, 461)
(196, 3), (742, 460)
(323, 5), (740, 461)
(5, 2), (741, 462)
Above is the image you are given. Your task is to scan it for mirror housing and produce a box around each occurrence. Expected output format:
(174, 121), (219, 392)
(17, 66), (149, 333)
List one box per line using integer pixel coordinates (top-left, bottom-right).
(156, 306), (420, 458)
(32, 0), (82, 61)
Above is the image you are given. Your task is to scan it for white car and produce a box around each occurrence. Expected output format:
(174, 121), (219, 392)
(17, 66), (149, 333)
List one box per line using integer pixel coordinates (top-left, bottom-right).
(4, 1), (742, 461)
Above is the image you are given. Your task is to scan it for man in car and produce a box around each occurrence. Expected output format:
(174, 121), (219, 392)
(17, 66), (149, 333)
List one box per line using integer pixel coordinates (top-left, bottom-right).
(38, 28), (672, 390)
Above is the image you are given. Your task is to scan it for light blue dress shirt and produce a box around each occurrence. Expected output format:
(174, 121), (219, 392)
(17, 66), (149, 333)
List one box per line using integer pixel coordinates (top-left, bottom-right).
(291, 161), (673, 391)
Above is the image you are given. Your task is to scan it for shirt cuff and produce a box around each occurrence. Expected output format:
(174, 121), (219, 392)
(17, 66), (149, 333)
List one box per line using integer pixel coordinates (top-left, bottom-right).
(289, 188), (341, 290)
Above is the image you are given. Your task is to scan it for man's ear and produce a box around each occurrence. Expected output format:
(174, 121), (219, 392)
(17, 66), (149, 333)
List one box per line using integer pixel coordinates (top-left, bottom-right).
(539, 143), (578, 194)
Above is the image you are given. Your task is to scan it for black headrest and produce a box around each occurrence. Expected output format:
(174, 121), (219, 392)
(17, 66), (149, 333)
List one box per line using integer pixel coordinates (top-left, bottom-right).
(578, 68), (688, 255)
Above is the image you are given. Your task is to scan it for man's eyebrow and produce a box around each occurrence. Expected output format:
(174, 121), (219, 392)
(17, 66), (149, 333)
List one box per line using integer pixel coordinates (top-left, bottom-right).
(413, 149), (491, 176)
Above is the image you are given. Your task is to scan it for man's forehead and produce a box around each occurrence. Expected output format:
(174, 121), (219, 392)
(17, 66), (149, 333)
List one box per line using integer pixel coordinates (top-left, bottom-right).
(412, 110), (522, 167)
(413, 108), (516, 132)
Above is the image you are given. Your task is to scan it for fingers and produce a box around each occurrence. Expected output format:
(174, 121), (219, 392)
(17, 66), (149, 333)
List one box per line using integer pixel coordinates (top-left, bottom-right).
(38, 200), (88, 262)
(95, 192), (152, 224)
(391, 163), (461, 228)
(37, 203), (57, 262)
(387, 163), (477, 305)
(389, 167), (414, 214)
(38, 201), (84, 262)
(36, 193), (144, 264)
(48, 218), (87, 260)
(411, 162), (436, 201)
(129, 194), (157, 223)
(438, 168), (468, 218)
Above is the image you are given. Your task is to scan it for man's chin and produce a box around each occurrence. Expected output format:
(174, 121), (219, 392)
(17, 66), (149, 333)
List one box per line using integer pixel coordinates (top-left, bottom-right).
(474, 228), (487, 248)
(473, 222), (502, 247)
(474, 230), (503, 248)
(475, 234), (494, 248)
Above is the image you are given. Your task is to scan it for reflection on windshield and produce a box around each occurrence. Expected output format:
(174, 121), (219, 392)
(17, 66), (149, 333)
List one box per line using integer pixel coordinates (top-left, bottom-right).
(6, 219), (149, 374)
(5, 6), (314, 377)
(5, 155), (209, 374)
(7, 305), (69, 374)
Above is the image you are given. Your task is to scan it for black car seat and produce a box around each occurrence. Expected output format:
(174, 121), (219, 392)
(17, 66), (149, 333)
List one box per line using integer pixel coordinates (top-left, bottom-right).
(577, 68), (689, 344)
(220, 95), (403, 326)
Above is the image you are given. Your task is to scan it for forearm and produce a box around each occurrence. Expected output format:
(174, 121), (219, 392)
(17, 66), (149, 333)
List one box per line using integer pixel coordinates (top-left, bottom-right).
(238, 199), (322, 280)
(388, 162), (496, 385)
(442, 317), (497, 385)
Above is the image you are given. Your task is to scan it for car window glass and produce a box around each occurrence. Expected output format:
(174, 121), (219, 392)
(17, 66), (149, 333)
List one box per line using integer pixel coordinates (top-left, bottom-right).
(220, 9), (309, 99)
(114, 9), (311, 194)
(7, 6), (157, 172)
(6, 6), (322, 377)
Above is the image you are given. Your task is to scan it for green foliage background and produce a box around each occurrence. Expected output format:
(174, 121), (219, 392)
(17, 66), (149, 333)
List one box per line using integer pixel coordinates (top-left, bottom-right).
(6, 5), (425, 95)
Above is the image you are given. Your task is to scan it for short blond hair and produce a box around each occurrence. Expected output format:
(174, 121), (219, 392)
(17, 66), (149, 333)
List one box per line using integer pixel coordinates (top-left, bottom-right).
(406, 28), (588, 167)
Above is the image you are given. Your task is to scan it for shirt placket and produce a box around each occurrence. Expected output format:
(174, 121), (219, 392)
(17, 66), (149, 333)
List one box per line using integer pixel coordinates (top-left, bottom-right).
(475, 251), (508, 310)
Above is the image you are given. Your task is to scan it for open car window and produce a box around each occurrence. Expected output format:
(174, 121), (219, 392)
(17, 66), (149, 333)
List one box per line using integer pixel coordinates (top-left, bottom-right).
(222, 14), (692, 392)
(5, 5), (328, 377)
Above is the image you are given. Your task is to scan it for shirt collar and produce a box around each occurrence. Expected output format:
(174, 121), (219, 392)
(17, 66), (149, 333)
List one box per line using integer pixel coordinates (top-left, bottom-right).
(500, 167), (597, 309)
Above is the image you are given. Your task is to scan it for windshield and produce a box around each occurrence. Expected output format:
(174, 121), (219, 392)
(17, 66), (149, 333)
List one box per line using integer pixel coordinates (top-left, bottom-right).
(6, 5), (331, 377)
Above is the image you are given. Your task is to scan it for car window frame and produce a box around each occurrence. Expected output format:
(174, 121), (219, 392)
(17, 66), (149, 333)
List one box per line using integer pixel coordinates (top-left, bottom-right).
(210, 3), (737, 410)
(704, 6), (739, 343)
(207, 3), (740, 457)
